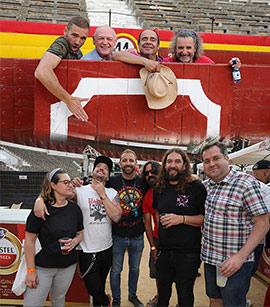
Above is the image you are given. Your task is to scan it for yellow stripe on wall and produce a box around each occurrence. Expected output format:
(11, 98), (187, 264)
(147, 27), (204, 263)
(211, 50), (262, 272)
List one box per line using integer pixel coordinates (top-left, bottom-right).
(1, 32), (269, 59)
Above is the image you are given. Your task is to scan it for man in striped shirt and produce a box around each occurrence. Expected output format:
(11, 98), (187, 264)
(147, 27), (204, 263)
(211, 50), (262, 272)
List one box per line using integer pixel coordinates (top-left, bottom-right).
(200, 142), (269, 307)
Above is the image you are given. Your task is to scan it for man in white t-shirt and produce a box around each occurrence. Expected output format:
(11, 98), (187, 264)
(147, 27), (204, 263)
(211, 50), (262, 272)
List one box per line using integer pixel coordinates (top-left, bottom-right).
(34, 155), (122, 306)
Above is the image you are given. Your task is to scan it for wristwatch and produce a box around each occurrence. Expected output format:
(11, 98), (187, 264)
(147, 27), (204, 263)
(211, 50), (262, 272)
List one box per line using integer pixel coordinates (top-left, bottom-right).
(100, 195), (107, 200)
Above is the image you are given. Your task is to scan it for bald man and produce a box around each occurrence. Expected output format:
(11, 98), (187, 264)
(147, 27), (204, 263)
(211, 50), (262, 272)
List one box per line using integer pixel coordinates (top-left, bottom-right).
(81, 25), (117, 61)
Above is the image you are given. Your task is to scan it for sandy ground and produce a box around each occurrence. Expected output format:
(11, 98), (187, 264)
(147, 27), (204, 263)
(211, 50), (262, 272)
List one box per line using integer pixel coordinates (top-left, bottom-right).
(105, 235), (268, 307)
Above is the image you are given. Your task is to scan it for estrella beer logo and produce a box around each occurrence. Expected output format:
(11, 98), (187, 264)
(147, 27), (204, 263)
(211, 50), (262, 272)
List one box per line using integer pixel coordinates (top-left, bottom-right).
(0, 228), (22, 275)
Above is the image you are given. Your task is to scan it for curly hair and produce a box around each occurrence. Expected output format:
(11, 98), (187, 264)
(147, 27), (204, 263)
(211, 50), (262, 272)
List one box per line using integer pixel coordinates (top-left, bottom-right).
(40, 169), (66, 205)
(156, 148), (192, 194)
(170, 30), (204, 61)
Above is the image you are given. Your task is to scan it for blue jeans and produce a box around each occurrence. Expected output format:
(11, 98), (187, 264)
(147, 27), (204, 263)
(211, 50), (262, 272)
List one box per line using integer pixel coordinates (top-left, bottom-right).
(204, 262), (254, 307)
(110, 234), (144, 300)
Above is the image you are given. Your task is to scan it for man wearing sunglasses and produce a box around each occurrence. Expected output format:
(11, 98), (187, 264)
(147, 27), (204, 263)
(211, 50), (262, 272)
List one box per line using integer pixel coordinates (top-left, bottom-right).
(166, 30), (241, 68)
(141, 161), (161, 307)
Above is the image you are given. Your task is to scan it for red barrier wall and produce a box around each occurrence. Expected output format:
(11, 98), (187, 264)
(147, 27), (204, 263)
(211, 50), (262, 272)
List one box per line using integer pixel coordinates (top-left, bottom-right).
(1, 59), (270, 151)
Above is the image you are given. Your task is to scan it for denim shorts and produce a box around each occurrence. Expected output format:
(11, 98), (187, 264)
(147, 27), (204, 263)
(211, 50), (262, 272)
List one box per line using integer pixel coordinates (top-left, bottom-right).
(204, 262), (254, 307)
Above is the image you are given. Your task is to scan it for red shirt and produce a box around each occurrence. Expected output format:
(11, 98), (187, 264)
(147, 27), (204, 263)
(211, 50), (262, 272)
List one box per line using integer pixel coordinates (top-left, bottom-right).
(142, 189), (158, 239)
(165, 55), (214, 64)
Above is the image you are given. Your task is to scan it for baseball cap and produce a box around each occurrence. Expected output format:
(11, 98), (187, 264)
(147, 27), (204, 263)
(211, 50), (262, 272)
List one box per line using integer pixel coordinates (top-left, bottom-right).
(94, 155), (113, 174)
(252, 160), (270, 170)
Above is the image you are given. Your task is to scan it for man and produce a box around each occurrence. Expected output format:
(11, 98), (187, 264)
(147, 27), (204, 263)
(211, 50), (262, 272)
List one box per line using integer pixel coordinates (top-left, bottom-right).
(251, 160), (270, 276)
(34, 16), (90, 122)
(81, 25), (117, 61)
(141, 161), (161, 307)
(200, 142), (269, 307)
(153, 148), (206, 307)
(34, 156), (122, 306)
(112, 29), (166, 72)
(108, 149), (144, 307)
(165, 30), (241, 68)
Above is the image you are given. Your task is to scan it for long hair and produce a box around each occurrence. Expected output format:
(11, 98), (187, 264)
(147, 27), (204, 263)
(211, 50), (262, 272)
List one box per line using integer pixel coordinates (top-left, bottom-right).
(170, 30), (204, 61)
(157, 148), (192, 194)
(40, 169), (66, 205)
(141, 160), (161, 195)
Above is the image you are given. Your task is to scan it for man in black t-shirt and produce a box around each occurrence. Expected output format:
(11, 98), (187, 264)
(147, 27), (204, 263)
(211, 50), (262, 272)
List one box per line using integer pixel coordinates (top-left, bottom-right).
(108, 149), (144, 307)
(34, 16), (90, 122)
(153, 148), (206, 307)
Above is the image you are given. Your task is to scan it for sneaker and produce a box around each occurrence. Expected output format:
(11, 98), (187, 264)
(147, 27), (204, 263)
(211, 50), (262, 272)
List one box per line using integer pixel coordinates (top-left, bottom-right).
(112, 298), (121, 307)
(146, 295), (158, 307)
(128, 295), (144, 307)
(246, 299), (253, 307)
(106, 294), (112, 307)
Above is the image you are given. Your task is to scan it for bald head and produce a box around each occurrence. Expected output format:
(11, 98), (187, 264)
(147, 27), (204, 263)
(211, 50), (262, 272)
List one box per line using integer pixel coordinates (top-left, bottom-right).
(93, 25), (117, 60)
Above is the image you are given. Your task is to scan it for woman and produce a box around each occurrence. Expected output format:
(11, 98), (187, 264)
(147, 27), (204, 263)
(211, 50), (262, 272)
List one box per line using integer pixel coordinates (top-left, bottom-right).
(23, 168), (83, 307)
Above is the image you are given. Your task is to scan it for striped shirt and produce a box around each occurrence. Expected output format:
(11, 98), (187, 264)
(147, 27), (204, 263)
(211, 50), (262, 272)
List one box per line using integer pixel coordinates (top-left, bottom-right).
(201, 169), (267, 265)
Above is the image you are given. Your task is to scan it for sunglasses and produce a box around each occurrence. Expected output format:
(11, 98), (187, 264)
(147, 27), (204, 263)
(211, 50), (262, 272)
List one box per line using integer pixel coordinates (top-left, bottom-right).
(178, 30), (196, 35)
(144, 169), (158, 176)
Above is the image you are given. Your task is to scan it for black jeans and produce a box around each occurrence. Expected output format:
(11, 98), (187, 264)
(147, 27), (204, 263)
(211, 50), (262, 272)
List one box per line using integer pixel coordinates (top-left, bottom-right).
(79, 247), (112, 306)
(156, 250), (201, 307)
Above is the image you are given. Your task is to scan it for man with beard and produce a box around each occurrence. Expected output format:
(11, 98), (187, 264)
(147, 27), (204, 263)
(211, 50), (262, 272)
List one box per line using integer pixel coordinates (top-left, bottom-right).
(34, 16), (90, 122)
(108, 149), (144, 307)
(153, 148), (206, 307)
(81, 25), (117, 61)
(141, 161), (161, 307)
(33, 156), (122, 306)
(112, 29), (168, 72)
(165, 30), (241, 68)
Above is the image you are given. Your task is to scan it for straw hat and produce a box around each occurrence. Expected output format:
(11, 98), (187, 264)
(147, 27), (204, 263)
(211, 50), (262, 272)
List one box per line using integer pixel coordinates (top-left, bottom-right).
(139, 65), (178, 110)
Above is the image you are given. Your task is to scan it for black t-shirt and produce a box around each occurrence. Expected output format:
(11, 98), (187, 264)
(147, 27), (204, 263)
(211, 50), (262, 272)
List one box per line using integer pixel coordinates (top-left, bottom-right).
(107, 174), (144, 238)
(153, 180), (206, 252)
(25, 200), (83, 268)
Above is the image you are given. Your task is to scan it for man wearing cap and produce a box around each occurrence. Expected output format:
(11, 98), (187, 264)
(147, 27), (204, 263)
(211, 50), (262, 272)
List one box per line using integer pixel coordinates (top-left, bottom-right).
(112, 29), (168, 72)
(108, 149), (144, 307)
(33, 156), (122, 306)
(251, 160), (270, 277)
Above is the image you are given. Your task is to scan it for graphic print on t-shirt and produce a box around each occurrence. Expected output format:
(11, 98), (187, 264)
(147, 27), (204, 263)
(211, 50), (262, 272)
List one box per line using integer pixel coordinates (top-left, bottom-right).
(118, 187), (141, 217)
(176, 194), (189, 207)
(88, 197), (107, 222)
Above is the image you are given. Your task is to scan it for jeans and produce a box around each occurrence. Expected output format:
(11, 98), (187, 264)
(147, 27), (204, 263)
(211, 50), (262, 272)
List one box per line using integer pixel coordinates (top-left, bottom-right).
(156, 250), (201, 307)
(23, 264), (76, 307)
(204, 262), (254, 307)
(79, 248), (112, 306)
(110, 234), (144, 300)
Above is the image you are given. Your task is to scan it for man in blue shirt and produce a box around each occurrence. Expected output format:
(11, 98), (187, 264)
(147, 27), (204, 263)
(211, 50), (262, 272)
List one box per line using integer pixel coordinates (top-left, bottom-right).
(81, 25), (117, 61)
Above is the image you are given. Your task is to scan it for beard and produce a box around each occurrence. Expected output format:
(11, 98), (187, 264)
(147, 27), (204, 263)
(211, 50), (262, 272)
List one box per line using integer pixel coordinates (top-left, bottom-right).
(92, 172), (106, 183)
(122, 165), (135, 175)
(147, 176), (157, 188)
(165, 168), (185, 182)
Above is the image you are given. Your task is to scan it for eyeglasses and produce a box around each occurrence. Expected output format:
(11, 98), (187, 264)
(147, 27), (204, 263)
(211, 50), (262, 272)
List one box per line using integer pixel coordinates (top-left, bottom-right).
(58, 180), (73, 186)
(144, 169), (158, 176)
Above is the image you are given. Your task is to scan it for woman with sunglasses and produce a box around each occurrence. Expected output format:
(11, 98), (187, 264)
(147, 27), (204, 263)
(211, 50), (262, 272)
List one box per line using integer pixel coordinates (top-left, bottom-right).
(23, 168), (83, 307)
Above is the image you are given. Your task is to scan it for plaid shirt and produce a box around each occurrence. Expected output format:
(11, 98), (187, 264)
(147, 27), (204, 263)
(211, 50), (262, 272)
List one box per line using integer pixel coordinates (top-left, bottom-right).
(201, 169), (267, 265)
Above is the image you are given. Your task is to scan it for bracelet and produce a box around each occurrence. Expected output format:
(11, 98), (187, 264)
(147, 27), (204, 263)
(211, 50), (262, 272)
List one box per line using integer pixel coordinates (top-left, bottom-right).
(100, 195), (107, 201)
(182, 215), (185, 224)
(151, 246), (156, 251)
(27, 268), (36, 274)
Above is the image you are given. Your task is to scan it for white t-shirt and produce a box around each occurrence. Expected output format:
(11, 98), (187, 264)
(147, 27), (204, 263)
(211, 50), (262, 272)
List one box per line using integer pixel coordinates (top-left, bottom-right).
(76, 184), (117, 252)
